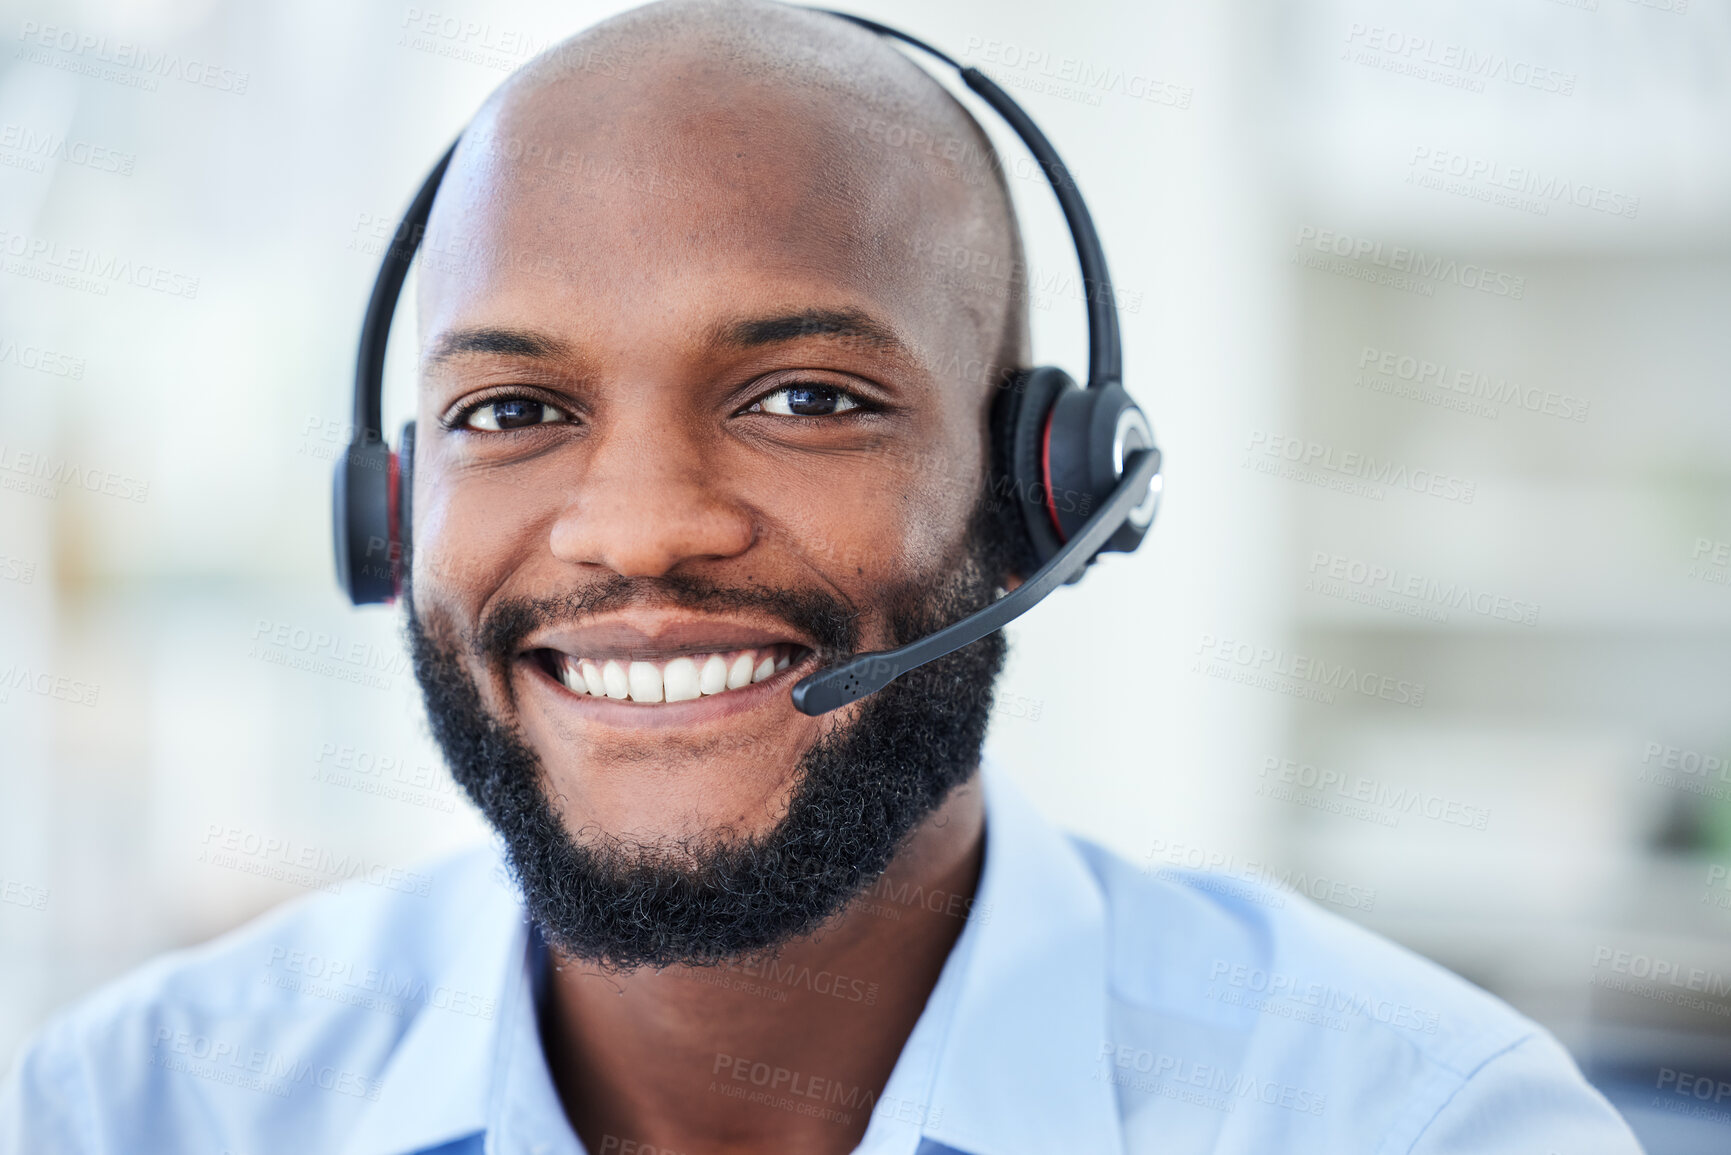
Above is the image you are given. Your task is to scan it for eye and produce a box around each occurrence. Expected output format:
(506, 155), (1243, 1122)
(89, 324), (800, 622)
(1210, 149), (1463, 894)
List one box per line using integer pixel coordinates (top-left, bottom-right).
(460, 397), (569, 431)
(746, 384), (864, 417)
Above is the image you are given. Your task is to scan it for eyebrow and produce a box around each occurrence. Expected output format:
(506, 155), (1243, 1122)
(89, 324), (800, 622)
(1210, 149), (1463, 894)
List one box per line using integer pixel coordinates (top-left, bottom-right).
(426, 326), (573, 365)
(716, 308), (906, 354)
(425, 307), (910, 368)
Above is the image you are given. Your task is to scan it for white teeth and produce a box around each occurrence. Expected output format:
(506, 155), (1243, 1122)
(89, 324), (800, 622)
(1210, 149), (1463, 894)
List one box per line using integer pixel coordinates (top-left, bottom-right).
(627, 661), (664, 702)
(579, 660), (606, 697)
(663, 657), (701, 702)
(699, 654), (728, 695)
(559, 657), (588, 694)
(555, 646), (797, 703)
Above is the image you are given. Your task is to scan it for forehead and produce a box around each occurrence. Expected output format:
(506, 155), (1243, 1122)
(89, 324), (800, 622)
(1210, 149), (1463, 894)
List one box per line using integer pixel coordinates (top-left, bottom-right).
(417, 65), (975, 366)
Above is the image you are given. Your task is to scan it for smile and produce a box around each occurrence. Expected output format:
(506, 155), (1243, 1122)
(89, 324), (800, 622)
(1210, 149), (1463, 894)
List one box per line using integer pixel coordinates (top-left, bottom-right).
(530, 644), (807, 704)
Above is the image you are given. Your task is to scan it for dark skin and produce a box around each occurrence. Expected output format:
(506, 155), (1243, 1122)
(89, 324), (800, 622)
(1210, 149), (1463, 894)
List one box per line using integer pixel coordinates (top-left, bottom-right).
(411, 5), (1025, 1151)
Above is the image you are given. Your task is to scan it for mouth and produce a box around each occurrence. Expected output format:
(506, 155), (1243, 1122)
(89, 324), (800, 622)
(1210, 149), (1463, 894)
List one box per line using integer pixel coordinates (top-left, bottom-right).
(527, 642), (809, 704)
(513, 615), (831, 727)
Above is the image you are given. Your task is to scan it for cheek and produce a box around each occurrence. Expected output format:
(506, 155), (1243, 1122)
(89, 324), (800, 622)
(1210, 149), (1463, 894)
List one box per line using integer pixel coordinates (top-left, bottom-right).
(769, 440), (982, 592)
(756, 465), (947, 599)
(411, 457), (557, 604)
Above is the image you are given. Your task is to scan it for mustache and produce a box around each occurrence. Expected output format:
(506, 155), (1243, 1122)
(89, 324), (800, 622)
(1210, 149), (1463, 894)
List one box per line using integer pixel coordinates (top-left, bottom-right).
(474, 571), (863, 672)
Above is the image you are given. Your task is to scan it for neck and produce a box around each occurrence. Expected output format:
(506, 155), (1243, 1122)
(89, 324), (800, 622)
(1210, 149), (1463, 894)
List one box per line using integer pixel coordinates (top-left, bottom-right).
(541, 774), (986, 1155)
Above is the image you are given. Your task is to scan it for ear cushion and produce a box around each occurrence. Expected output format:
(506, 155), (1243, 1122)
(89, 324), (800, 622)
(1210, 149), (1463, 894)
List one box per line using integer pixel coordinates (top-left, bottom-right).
(989, 366), (1076, 574)
(1044, 380), (1157, 556)
(395, 420), (416, 600)
(332, 437), (396, 605)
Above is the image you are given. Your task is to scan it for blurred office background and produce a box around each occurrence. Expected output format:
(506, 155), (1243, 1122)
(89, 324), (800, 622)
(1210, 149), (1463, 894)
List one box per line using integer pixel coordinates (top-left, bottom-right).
(2, 0), (1728, 1149)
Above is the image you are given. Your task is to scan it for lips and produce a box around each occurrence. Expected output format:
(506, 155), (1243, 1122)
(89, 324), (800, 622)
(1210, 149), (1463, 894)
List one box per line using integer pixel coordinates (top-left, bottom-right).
(532, 644), (801, 703)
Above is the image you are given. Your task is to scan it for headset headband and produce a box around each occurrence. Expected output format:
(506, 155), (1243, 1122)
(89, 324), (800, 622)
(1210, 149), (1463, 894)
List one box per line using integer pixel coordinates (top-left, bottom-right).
(351, 10), (1123, 442)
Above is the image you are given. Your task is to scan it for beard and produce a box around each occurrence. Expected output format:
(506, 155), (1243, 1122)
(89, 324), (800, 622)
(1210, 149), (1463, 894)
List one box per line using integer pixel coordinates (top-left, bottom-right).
(404, 496), (1012, 972)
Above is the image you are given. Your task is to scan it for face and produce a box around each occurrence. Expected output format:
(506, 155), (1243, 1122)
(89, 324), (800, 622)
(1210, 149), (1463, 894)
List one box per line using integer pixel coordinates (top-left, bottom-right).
(406, 63), (1016, 966)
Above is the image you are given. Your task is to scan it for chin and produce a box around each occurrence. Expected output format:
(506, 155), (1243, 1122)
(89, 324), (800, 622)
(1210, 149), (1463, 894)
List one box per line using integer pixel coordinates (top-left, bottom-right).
(511, 652), (841, 844)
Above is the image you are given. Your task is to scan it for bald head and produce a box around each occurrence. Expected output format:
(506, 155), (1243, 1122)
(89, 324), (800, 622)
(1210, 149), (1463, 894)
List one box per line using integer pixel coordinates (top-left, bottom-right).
(421, 0), (1029, 386)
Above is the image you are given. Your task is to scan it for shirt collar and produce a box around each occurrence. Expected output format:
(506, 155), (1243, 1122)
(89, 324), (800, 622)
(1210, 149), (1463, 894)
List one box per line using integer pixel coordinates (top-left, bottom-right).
(902, 762), (1124, 1155)
(342, 763), (1124, 1155)
(339, 851), (526, 1155)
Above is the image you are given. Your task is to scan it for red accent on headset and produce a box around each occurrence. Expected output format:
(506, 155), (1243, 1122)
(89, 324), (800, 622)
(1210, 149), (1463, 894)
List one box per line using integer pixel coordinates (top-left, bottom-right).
(385, 449), (401, 604)
(1039, 404), (1066, 544)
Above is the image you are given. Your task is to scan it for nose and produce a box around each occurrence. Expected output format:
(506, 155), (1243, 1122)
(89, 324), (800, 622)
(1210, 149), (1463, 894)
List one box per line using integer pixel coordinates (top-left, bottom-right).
(547, 416), (755, 578)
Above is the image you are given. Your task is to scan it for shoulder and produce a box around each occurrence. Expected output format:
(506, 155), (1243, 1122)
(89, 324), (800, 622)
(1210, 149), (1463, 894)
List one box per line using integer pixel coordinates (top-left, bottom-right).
(1, 845), (516, 1154)
(1067, 837), (1641, 1153)
(1071, 836), (1528, 1065)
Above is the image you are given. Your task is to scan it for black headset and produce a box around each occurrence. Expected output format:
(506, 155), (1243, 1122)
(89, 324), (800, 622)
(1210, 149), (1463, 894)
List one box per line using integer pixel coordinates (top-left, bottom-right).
(333, 8), (1163, 716)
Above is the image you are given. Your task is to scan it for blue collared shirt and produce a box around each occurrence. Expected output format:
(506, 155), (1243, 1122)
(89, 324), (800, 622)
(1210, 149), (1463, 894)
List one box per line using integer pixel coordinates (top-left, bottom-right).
(1, 765), (1641, 1154)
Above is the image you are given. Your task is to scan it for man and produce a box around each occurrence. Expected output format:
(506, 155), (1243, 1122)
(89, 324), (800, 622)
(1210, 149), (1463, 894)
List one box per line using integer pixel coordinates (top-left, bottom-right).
(0, 2), (1642, 1152)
